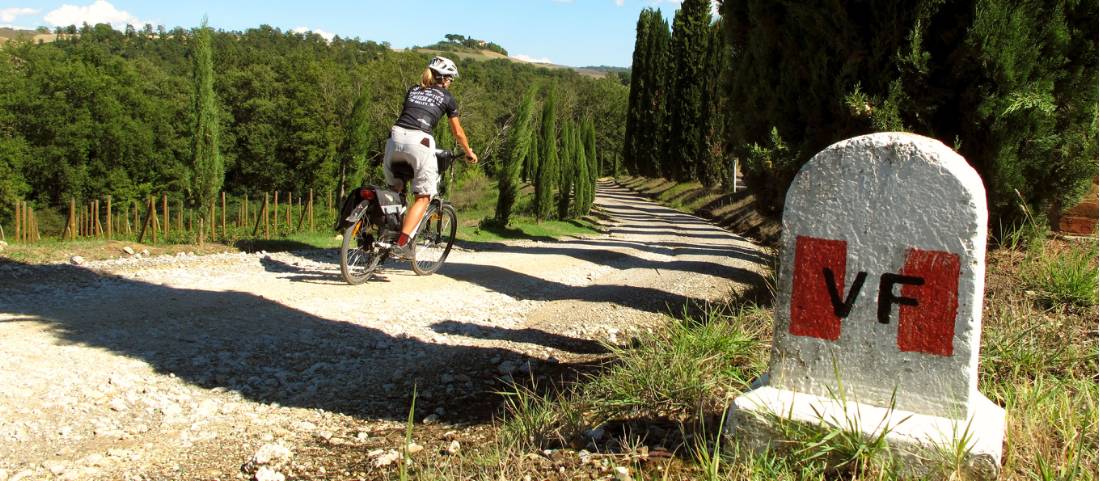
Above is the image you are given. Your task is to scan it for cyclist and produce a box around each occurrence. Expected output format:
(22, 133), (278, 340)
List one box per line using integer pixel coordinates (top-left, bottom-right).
(383, 56), (477, 259)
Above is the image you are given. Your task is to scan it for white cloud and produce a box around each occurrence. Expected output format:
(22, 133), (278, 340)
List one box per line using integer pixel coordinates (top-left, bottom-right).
(43, 0), (144, 29)
(511, 54), (554, 64)
(614, 0), (625, 5)
(0, 7), (38, 23)
(292, 26), (335, 42)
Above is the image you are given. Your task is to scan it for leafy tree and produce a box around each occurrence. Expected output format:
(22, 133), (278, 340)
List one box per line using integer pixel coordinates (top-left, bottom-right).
(190, 20), (223, 214)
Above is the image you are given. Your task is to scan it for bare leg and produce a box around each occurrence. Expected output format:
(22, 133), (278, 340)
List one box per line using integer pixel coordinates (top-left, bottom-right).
(400, 194), (431, 242)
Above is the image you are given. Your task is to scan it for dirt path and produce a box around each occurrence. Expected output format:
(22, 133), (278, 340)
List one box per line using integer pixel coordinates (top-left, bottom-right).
(0, 181), (769, 481)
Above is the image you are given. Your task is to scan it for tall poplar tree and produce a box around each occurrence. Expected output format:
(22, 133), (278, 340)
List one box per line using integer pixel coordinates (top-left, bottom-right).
(665, 0), (711, 181)
(495, 87), (537, 225)
(190, 19), (223, 214)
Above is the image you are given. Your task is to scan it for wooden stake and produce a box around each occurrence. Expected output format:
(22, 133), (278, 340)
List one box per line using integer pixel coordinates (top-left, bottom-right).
(163, 194), (170, 238)
(221, 192), (227, 239)
(138, 197), (153, 244)
(264, 193), (270, 239)
(287, 192), (293, 231)
(66, 198), (75, 240)
(309, 189), (314, 232)
(209, 201), (216, 240)
(177, 199), (183, 233)
(31, 208), (40, 242)
(273, 191), (279, 234)
(106, 195), (113, 239)
(14, 200), (21, 244)
(151, 197), (160, 244)
(199, 218), (204, 246)
(94, 200), (103, 237)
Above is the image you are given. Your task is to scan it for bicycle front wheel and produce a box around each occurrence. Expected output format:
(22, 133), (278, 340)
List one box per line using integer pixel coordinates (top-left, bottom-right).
(340, 219), (381, 284)
(411, 203), (457, 276)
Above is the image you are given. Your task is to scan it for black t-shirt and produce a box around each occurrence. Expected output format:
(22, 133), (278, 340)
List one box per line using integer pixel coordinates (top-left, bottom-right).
(394, 85), (459, 134)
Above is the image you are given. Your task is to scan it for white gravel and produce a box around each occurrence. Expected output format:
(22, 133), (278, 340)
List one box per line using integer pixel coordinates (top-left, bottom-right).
(0, 182), (769, 479)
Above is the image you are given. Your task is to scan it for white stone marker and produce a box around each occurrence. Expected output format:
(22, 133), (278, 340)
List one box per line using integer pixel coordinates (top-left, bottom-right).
(727, 133), (1005, 479)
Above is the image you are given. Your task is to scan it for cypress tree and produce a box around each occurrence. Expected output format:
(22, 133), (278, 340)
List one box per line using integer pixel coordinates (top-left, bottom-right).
(638, 10), (671, 178)
(622, 10), (650, 176)
(722, 0), (1097, 225)
(583, 117), (598, 213)
(623, 9), (671, 178)
(700, 20), (730, 189)
(557, 120), (575, 219)
(190, 19), (223, 215)
(495, 87), (537, 225)
(574, 125), (590, 217)
(666, 0), (711, 182)
(535, 87), (558, 222)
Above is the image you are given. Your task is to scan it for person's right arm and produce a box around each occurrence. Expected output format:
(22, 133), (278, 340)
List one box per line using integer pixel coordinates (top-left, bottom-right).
(448, 116), (478, 164)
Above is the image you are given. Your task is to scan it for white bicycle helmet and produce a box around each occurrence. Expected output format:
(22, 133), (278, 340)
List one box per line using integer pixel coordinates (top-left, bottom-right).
(428, 56), (459, 78)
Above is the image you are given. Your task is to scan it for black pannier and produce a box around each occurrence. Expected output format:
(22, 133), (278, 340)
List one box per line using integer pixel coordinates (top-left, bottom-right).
(334, 188), (365, 233)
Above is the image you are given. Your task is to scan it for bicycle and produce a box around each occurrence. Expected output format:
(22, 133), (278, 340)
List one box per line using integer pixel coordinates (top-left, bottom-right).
(335, 150), (462, 284)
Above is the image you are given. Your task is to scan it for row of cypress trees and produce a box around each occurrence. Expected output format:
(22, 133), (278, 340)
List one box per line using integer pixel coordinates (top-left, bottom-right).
(495, 85), (598, 225)
(622, 1), (732, 189)
(623, 0), (1097, 228)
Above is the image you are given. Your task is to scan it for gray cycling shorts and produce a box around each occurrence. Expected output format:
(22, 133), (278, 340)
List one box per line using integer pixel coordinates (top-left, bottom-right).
(383, 126), (439, 197)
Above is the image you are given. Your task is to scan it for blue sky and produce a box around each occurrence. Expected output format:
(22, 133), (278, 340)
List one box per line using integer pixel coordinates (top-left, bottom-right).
(0, 0), (711, 67)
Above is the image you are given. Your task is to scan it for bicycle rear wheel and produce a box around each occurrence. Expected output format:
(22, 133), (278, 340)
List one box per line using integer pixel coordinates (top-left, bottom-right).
(340, 219), (382, 284)
(411, 203), (456, 276)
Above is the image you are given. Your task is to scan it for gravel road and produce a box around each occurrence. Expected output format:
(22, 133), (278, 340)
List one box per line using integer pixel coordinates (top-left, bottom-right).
(0, 181), (769, 480)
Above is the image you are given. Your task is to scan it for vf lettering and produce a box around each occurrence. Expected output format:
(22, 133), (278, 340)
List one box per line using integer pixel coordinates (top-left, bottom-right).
(788, 235), (961, 356)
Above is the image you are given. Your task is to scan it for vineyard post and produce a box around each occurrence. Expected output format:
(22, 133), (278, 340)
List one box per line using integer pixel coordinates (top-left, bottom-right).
(287, 192), (293, 232)
(14, 200), (21, 243)
(177, 199), (183, 233)
(96, 200), (104, 237)
(137, 198), (150, 243)
(163, 194), (170, 238)
(151, 197), (160, 244)
(106, 195), (113, 239)
(273, 191), (280, 235)
(296, 195), (306, 231)
(221, 192), (227, 239)
(67, 198), (75, 240)
(31, 208), (40, 242)
(264, 193), (270, 239)
(308, 189), (314, 232)
(199, 218), (204, 246)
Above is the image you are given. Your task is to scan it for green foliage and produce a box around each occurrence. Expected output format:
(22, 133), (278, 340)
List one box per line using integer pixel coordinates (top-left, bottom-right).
(574, 124), (590, 217)
(744, 128), (799, 215)
(622, 8), (669, 179)
(556, 120), (574, 219)
(494, 87), (536, 225)
(665, 0), (712, 182)
(0, 24), (627, 234)
(535, 86), (558, 222)
(721, 0), (1098, 226)
(190, 21), (224, 214)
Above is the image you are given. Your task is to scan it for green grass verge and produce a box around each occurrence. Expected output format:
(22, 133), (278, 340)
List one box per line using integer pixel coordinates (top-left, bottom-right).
(485, 238), (1097, 480)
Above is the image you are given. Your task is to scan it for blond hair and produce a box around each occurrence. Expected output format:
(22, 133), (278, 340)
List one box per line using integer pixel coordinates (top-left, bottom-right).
(419, 68), (436, 88)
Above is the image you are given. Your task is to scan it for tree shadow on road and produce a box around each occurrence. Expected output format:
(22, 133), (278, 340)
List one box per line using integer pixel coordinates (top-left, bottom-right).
(0, 259), (607, 423)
